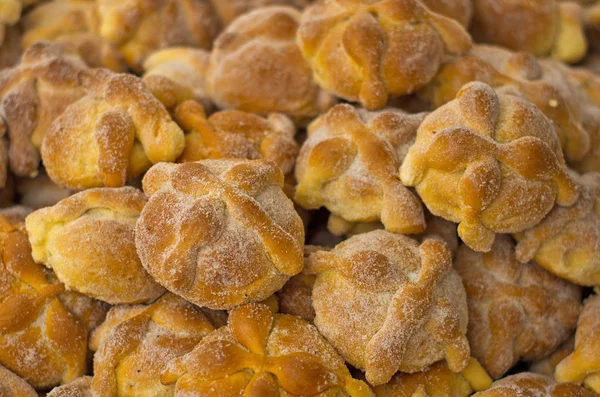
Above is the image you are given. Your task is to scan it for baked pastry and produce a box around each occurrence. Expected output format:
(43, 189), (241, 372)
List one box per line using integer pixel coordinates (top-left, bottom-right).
(173, 100), (298, 175)
(142, 47), (212, 112)
(47, 376), (92, 397)
(421, 45), (591, 164)
(295, 104), (426, 234)
(0, 0), (34, 45)
(210, 0), (312, 25)
(94, 0), (221, 71)
(0, 25), (21, 70)
(25, 187), (165, 304)
(16, 171), (72, 210)
(41, 67), (185, 189)
(21, 0), (125, 71)
(0, 365), (36, 397)
(306, 230), (470, 385)
(556, 294), (600, 393)
(136, 159), (305, 309)
(472, 373), (596, 397)
(455, 235), (582, 379)
(0, 42), (86, 180)
(0, 214), (103, 389)
(90, 293), (216, 397)
(530, 337), (575, 378)
(161, 302), (374, 396)
(374, 358), (492, 397)
(513, 172), (600, 286)
(420, 0), (473, 28)
(471, 0), (587, 63)
(401, 82), (580, 252)
(206, 6), (331, 123)
(296, 0), (472, 110)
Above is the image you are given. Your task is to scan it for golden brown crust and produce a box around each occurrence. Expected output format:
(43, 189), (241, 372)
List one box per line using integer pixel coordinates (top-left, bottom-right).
(94, 0), (221, 71)
(297, 0), (472, 110)
(25, 187), (164, 304)
(0, 364), (37, 397)
(207, 6), (330, 123)
(374, 358), (493, 397)
(455, 236), (582, 379)
(41, 68), (185, 189)
(174, 100), (299, 175)
(0, 25), (21, 70)
(0, 42), (87, 179)
(473, 373), (597, 397)
(295, 103), (426, 234)
(210, 0), (312, 25)
(91, 293), (216, 397)
(420, 0), (473, 27)
(556, 295), (600, 394)
(307, 230), (470, 385)
(161, 303), (374, 396)
(136, 159), (305, 309)
(46, 376), (92, 397)
(471, 0), (587, 63)
(402, 82), (579, 252)
(513, 172), (600, 286)
(0, 215), (103, 389)
(142, 47), (212, 112)
(530, 337), (575, 378)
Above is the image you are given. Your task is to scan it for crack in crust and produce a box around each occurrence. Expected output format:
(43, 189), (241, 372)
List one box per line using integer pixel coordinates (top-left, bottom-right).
(473, 373), (597, 397)
(402, 82), (579, 252)
(295, 103), (426, 234)
(296, 0), (472, 110)
(307, 230), (469, 385)
(161, 303), (374, 397)
(136, 159), (305, 310)
(455, 236), (582, 379)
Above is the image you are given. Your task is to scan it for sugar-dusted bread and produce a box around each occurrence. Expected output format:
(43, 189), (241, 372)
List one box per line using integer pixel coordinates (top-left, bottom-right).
(530, 337), (575, 378)
(296, 0), (471, 110)
(90, 293), (216, 397)
(0, 42), (87, 180)
(46, 377), (92, 397)
(25, 187), (164, 304)
(295, 104), (426, 234)
(514, 172), (600, 286)
(401, 82), (579, 252)
(210, 0), (312, 25)
(374, 358), (492, 397)
(41, 68), (185, 189)
(174, 100), (298, 175)
(0, 214), (106, 389)
(556, 294), (600, 393)
(136, 159), (305, 309)
(473, 373), (596, 397)
(94, 0), (221, 71)
(455, 236), (582, 379)
(306, 230), (470, 385)
(161, 303), (374, 396)
(471, 0), (587, 63)
(206, 6), (332, 123)
(0, 365), (36, 397)
(420, 0), (473, 28)
(142, 47), (212, 112)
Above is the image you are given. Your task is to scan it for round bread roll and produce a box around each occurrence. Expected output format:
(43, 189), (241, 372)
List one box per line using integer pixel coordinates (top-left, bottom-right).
(0, 364), (36, 397)
(472, 373), (596, 397)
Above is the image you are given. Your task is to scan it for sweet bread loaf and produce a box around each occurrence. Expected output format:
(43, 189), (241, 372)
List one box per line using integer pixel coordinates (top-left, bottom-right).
(0, 42), (86, 179)
(473, 373), (596, 397)
(471, 0), (587, 63)
(174, 100), (298, 175)
(161, 303), (374, 396)
(210, 0), (312, 25)
(142, 47), (212, 112)
(420, 0), (473, 28)
(295, 104), (426, 234)
(0, 365), (36, 397)
(206, 6), (331, 123)
(90, 293), (216, 397)
(25, 187), (165, 304)
(41, 67), (185, 189)
(374, 358), (492, 397)
(555, 294), (600, 393)
(530, 338), (575, 379)
(94, 0), (221, 71)
(455, 236), (582, 379)
(135, 159), (305, 309)
(0, 214), (104, 389)
(296, 0), (472, 110)
(47, 376), (92, 397)
(306, 230), (470, 385)
(401, 82), (579, 252)
(514, 172), (600, 286)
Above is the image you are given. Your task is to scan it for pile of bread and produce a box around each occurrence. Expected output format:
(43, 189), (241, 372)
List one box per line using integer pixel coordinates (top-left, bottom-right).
(0, 0), (600, 396)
